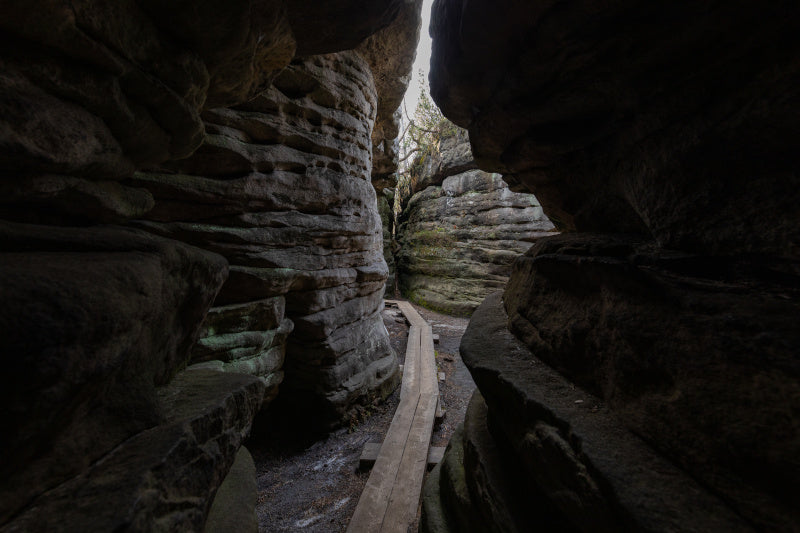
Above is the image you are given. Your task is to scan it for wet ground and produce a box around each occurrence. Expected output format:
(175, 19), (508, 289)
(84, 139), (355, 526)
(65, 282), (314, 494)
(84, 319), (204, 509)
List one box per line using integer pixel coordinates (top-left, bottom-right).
(250, 299), (475, 532)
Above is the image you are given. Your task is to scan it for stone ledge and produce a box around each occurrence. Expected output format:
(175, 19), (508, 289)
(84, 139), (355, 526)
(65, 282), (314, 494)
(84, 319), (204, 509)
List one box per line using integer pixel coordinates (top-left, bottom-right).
(3, 370), (264, 532)
(455, 292), (752, 532)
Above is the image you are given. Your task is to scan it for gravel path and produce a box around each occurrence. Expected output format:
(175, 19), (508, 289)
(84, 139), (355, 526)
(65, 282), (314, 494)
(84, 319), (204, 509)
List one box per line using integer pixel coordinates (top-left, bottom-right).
(250, 299), (475, 532)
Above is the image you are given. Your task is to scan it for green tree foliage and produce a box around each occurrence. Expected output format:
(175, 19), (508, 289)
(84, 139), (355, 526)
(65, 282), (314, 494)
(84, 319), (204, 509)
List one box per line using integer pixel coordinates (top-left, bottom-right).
(396, 74), (456, 213)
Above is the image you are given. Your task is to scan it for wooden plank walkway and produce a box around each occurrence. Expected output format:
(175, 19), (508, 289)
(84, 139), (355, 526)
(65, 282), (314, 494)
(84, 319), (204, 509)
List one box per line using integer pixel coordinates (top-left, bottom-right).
(347, 300), (439, 533)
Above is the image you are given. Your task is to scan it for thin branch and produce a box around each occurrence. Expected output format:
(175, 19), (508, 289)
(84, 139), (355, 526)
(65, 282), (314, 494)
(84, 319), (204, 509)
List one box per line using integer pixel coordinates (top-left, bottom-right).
(412, 125), (441, 136)
(397, 147), (421, 163)
(399, 119), (414, 143)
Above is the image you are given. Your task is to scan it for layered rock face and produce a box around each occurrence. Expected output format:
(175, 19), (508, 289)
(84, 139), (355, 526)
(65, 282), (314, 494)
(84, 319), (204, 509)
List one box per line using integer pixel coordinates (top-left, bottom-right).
(131, 51), (398, 428)
(397, 129), (556, 315)
(0, 0), (413, 530)
(424, 1), (800, 531)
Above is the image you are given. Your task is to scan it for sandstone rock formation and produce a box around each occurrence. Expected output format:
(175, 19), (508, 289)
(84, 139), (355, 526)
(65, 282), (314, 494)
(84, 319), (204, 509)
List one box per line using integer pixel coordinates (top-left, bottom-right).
(397, 129), (556, 315)
(424, 1), (800, 531)
(131, 51), (399, 429)
(0, 1), (407, 226)
(0, 0), (416, 530)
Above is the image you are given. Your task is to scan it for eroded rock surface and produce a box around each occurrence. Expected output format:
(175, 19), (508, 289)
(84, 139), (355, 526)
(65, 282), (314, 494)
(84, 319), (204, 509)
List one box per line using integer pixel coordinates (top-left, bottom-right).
(426, 1), (800, 531)
(504, 236), (800, 529)
(430, 0), (800, 251)
(379, 188), (399, 295)
(397, 129), (555, 315)
(0, 1), (405, 225)
(4, 369), (265, 533)
(131, 51), (400, 430)
(0, 222), (228, 525)
(0, 0), (414, 530)
(423, 294), (758, 532)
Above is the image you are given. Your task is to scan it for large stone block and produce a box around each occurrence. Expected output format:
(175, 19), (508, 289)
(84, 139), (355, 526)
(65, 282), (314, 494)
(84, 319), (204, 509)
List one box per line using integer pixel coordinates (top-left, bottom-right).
(504, 234), (800, 529)
(427, 2), (800, 531)
(3, 369), (264, 532)
(439, 292), (762, 531)
(0, 221), (228, 525)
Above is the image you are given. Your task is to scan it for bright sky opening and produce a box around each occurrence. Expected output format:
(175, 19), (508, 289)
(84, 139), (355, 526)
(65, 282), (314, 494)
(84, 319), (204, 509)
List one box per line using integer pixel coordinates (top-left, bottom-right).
(401, 0), (434, 119)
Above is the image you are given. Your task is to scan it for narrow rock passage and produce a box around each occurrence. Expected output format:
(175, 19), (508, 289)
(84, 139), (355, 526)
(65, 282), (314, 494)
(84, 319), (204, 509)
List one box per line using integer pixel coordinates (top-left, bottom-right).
(250, 300), (473, 532)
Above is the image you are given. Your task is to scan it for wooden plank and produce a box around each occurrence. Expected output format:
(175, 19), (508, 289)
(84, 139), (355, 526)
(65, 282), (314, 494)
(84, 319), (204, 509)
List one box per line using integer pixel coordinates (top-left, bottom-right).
(398, 327), (420, 401)
(348, 326), (422, 532)
(348, 389), (420, 530)
(359, 441), (383, 469)
(396, 301), (427, 328)
(360, 442), (446, 470)
(380, 326), (439, 532)
(349, 300), (441, 533)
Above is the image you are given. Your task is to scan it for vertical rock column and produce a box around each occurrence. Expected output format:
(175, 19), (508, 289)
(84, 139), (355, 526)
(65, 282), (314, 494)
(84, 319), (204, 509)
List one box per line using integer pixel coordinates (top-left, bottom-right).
(130, 52), (398, 429)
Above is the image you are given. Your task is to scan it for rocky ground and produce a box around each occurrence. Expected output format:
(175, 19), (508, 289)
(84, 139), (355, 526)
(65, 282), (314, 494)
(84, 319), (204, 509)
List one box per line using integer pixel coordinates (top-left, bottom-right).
(250, 299), (474, 532)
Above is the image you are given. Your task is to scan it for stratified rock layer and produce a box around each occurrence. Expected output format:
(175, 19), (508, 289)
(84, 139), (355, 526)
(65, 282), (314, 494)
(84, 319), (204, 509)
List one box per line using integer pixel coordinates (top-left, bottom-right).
(426, 0), (800, 531)
(0, 1), (405, 225)
(397, 130), (555, 315)
(131, 52), (399, 429)
(0, 1), (409, 530)
(423, 293), (759, 532)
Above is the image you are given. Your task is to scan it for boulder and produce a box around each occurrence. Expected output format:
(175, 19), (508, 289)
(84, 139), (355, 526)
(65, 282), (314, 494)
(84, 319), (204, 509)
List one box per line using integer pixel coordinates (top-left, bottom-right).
(410, 127), (476, 196)
(428, 293), (758, 532)
(505, 235), (800, 529)
(0, 222), (227, 526)
(3, 369), (264, 532)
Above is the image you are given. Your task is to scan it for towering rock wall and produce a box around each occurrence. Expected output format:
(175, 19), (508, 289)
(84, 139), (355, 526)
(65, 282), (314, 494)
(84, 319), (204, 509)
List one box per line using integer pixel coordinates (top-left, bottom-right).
(131, 51), (398, 429)
(128, 0), (424, 430)
(397, 129), (556, 315)
(424, 1), (800, 531)
(0, 0), (414, 530)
